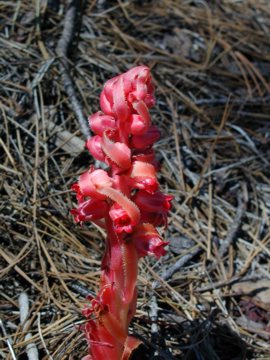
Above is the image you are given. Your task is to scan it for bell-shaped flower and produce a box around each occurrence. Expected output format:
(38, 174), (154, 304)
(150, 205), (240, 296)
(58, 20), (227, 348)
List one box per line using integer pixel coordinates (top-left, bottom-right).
(131, 126), (160, 149)
(100, 188), (140, 230)
(129, 223), (168, 259)
(78, 168), (113, 200)
(133, 190), (173, 227)
(109, 203), (134, 234)
(89, 111), (116, 136)
(128, 161), (158, 194)
(86, 136), (106, 162)
(71, 198), (108, 224)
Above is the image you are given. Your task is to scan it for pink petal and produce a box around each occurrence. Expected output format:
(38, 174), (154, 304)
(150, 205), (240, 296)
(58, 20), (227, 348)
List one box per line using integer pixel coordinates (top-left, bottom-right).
(129, 114), (147, 135)
(133, 190), (173, 226)
(86, 136), (106, 162)
(130, 161), (156, 178)
(79, 169), (113, 200)
(89, 111), (116, 135)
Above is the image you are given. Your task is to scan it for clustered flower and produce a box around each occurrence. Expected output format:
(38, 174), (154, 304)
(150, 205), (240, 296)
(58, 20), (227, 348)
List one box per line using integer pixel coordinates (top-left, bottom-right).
(71, 66), (173, 360)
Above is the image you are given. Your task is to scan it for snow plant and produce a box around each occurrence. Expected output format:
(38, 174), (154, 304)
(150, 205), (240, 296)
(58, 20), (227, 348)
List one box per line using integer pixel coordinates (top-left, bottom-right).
(71, 66), (173, 360)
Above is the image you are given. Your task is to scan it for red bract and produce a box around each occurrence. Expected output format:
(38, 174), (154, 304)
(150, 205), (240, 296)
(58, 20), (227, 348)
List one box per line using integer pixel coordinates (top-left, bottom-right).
(71, 66), (173, 360)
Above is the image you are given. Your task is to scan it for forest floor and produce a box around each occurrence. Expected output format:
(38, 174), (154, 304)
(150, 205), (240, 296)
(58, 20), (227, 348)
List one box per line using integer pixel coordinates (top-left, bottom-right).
(1, 1), (270, 359)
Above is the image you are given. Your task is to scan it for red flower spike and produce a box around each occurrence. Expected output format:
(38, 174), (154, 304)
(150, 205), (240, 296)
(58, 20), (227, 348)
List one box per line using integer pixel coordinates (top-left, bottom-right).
(71, 66), (172, 360)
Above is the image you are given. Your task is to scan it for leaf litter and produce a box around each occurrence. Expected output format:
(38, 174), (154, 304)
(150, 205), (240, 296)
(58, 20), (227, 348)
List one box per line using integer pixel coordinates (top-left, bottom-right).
(0, 1), (270, 359)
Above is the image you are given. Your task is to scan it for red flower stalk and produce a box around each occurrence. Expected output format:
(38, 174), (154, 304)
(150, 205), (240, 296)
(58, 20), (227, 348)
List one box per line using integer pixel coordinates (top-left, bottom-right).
(71, 66), (173, 360)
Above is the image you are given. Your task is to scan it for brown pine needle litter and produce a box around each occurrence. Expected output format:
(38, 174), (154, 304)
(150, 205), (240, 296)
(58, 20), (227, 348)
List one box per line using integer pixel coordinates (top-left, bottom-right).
(0, 1), (270, 359)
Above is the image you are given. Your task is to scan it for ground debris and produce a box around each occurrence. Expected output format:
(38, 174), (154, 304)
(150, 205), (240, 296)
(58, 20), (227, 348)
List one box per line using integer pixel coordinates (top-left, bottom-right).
(1, 1), (270, 359)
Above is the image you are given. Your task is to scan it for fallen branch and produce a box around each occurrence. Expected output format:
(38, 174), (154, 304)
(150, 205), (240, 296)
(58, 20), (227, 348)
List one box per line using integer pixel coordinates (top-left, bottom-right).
(56, 0), (90, 139)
